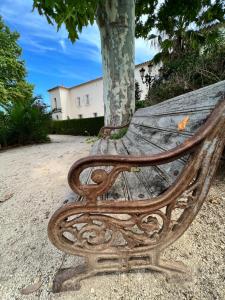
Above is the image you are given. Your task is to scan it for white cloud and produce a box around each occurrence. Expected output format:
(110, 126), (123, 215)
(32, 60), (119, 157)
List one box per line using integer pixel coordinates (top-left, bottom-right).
(0, 0), (67, 40)
(28, 66), (86, 81)
(0, 0), (102, 62)
(0, 0), (158, 65)
(80, 23), (101, 50)
(59, 39), (66, 52)
(20, 35), (55, 53)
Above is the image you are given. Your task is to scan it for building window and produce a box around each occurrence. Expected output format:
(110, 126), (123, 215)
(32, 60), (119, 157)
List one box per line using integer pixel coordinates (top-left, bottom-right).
(76, 97), (81, 107)
(54, 98), (57, 108)
(78, 114), (83, 119)
(93, 112), (97, 117)
(56, 115), (58, 120)
(85, 94), (90, 106)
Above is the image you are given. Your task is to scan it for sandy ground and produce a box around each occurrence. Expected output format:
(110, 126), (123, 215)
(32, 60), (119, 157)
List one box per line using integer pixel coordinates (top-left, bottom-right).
(0, 135), (225, 300)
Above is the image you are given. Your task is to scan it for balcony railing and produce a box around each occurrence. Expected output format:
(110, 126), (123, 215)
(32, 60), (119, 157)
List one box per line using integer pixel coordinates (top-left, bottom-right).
(52, 108), (62, 113)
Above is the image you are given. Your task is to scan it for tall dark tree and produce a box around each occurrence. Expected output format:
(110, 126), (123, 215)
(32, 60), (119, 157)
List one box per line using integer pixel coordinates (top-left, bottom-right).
(0, 17), (33, 110)
(135, 81), (142, 101)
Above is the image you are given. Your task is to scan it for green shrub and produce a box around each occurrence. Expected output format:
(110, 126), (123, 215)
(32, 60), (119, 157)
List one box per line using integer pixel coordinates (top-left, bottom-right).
(49, 117), (104, 136)
(110, 127), (128, 139)
(145, 41), (225, 107)
(0, 98), (50, 148)
(0, 111), (8, 147)
(135, 100), (146, 110)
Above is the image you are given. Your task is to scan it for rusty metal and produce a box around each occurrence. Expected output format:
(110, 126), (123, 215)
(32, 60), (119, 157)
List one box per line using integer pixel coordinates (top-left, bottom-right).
(99, 122), (130, 138)
(48, 98), (225, 293)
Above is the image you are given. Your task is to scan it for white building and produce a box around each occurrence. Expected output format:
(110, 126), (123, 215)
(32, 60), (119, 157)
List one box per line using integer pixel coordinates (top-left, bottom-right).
(49, 61), (160, 120)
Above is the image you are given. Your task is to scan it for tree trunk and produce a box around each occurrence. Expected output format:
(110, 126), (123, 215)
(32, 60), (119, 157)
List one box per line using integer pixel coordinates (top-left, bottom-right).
(96, 0), (135, 126)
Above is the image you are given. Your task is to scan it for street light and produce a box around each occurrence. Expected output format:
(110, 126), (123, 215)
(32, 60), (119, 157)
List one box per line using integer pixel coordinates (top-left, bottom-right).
(139, 63), (155, 88)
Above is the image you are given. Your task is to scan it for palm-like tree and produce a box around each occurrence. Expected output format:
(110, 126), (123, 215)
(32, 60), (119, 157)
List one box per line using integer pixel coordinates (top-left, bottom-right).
(136, 0), (225, 63)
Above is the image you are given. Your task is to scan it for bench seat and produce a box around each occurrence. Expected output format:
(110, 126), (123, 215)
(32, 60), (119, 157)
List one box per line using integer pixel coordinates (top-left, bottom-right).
(49, 81), (225, 293)
(67, 80), (225, 203)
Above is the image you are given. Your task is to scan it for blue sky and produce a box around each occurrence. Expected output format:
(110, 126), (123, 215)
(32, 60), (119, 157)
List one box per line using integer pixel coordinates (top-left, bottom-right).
(0, 0), (157, 105)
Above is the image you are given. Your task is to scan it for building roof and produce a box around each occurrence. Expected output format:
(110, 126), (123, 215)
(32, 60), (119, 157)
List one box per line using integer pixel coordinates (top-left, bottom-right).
(135, 60), (152, 68)
(69, 76), (102, 90)
(48, 60), (151, 92)
(48, 85), (69, 92)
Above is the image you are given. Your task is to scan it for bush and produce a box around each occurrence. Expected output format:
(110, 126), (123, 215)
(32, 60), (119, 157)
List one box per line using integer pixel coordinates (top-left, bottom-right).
(145, 41), (225, 106)
(135, 100), (146, 110)
(49, 117), (104, 136)
(0, 98), (50, 148)
(110, 127), (128, 139)
(0, 111), (8, 147)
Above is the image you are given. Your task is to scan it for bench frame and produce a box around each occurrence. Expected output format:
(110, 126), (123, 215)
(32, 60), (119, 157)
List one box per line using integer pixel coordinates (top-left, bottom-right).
(48, 98), (225, 293)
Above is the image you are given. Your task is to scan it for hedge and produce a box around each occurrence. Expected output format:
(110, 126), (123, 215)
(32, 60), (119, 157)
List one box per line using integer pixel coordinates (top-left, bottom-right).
(49, 116), (104, 136)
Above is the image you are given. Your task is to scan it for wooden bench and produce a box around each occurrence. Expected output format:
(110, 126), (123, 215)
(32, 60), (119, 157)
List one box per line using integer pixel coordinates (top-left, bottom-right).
(48, 81), (225, 292)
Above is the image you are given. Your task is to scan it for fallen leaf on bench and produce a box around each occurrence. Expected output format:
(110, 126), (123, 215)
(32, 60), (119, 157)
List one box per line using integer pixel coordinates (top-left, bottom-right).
(20, 278), (42, 295)
(178, 116), (189, 131)
(1, 193), (14, 202)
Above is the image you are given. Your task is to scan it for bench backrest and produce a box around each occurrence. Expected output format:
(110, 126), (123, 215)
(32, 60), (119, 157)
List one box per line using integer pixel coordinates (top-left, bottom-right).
(117, 81), (225, 197)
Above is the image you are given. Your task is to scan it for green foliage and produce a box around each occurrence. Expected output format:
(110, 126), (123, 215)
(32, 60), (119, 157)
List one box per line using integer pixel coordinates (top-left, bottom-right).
(33, 0), (100, 42)
(135, 99), (146, 110)
(135, 81), (142, 101)
(32, 0), (167, 44)
(135, 80), (145, 110)
(135, 0), (158, 39)
(85, 136), (99, 144)
(145, 37), (225, 106)
(135, 0), (225, 108)
(0, 17), (49, 149)
(0, 111), (8, 147)
(0, 16), (33, 109)
(136, 0), (225, 63)
(49, 117), (104, 136)
(0, 98), (50, 148)
(110, 127), (128, 140)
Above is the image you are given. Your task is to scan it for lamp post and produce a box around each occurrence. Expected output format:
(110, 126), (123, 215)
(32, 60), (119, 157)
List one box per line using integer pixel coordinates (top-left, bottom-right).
(139, 63), (155, 91)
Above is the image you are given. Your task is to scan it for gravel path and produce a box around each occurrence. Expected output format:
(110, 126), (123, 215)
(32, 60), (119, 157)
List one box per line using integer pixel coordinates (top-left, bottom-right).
(0, 135), (224, 300)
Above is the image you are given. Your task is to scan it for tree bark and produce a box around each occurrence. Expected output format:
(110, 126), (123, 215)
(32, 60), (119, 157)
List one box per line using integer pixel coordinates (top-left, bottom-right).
(96, 0), (135, 126)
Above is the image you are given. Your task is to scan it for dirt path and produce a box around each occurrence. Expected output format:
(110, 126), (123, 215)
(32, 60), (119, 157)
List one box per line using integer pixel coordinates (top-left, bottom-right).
(0, 135), (224, 300)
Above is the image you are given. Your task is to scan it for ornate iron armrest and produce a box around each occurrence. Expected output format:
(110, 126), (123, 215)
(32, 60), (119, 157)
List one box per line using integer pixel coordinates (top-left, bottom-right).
(99, 122), (130, 139)
(68, 99), (225, 202)
(68, 145), (198, 202)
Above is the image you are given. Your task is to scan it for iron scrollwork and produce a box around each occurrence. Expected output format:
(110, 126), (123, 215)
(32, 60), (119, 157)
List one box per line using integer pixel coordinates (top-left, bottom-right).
(48, 98), (225, 292)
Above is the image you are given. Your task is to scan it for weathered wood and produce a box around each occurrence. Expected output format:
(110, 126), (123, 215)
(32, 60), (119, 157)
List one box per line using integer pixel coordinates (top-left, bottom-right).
(135, 80), (225, 116)
(68, 81), (225, 202)
(49, 81), (225, 293)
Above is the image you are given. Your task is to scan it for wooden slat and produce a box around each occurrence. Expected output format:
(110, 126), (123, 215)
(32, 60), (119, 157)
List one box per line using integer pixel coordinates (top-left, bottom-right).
(132, 109), (215, 136)
(103, 140), (128, 201)
(121, 134), (179, 196)
(134, 80), (225, 117)
(127, 124), (189, 164)
(114, 139), (155, 200)
(67, 80), (225, 204)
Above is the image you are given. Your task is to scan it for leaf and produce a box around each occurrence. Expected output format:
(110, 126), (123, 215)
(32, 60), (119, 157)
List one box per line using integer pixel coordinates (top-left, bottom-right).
(148, 33), (157, 40)
(1, 193), (14, 202)
(20, 278), (42, 295)
(178, 116), (189, 131)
